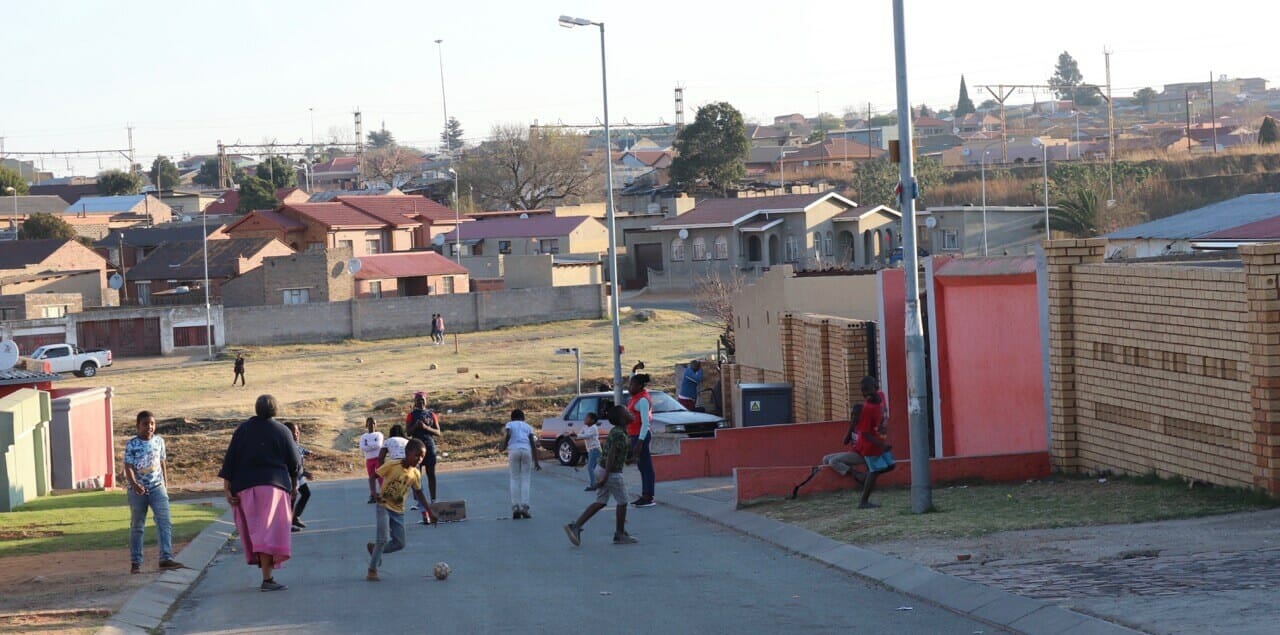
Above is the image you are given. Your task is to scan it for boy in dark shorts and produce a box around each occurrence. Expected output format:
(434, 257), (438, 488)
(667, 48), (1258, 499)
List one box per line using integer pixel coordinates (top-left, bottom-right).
(564, 405), (637, 546)
(852, 377), (893, 509)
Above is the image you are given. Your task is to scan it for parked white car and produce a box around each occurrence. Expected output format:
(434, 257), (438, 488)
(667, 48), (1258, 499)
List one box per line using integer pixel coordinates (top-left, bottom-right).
(29, 344), (113, 377)
(539, 390), (728, 466)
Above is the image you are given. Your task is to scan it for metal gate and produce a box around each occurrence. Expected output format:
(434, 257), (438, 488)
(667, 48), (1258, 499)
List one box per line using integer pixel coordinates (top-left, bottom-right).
(76, 318), (162, 357)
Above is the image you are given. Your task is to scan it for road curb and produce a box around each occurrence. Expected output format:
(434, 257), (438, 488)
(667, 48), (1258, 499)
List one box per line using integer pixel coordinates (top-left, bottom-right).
(96, 507), (235, 635)
(655, 487), (1145, 635)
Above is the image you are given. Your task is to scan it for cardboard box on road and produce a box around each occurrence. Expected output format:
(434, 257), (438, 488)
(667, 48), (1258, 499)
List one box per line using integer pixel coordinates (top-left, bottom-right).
(433, 500), (467, 522)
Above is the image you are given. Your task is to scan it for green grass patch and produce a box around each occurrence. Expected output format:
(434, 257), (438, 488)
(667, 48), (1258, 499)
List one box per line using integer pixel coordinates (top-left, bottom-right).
(0, 490), (223, 557)
(747, 474), (1279, 544)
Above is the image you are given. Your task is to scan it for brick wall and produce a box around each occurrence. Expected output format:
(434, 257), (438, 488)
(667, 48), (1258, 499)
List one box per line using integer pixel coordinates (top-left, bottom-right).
(1046, 238), (1278, 494)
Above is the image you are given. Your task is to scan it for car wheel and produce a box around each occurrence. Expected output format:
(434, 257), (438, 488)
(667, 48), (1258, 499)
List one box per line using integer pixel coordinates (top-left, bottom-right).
(80, 363), (97, 378)
(556, 438), (579, 466)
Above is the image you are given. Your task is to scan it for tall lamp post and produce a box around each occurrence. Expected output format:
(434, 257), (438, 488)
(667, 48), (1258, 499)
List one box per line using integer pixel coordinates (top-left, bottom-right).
(1032, 138), (1050, 240)
(978, 138), (1010, 256)
(435, 39), (450, 154)
(203, 201), (219, 361)
(447, 168), (460, 264)
(778, 148), (798, 192)
(4, 186), (15, 237)
(559, 13), (624, 405)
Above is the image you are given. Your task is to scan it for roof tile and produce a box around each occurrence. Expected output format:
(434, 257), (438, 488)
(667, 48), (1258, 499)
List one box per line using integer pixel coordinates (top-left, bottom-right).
(354, 251), (469, 279)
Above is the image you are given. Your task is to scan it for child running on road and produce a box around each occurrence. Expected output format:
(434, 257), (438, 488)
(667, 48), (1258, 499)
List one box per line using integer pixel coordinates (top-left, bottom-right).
(366, 439), (432, 581)
(565, 405), (638, 546)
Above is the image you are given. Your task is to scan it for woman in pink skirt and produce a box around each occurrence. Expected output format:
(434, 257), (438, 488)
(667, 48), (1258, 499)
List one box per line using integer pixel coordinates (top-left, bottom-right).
(218, 394), (300, 592)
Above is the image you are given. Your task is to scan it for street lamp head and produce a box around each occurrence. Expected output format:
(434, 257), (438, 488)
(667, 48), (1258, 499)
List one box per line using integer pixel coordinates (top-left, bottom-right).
(558, 15), (592, 28)
(3, 186), (14, 194)
(447, 168), (457, 176)
(434, 39), (443, 44)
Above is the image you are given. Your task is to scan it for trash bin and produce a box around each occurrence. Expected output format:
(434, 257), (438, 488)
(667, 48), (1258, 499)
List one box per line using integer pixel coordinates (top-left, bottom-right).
(739, 382), (792, 427)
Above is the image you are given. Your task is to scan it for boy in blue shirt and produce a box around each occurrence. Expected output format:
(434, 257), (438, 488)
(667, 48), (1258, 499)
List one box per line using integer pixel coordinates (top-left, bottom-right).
(123, 411), (184, 573)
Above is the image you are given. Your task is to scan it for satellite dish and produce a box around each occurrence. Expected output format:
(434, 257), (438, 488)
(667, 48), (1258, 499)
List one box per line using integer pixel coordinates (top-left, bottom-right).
(432, 234), (446, 247)
(108, 273), (123, 290)
(925, 216), (938, 229)
(519, 213), (529, 219)
(678, 229), (689, 240)
(0, 340), (19, 370)
(181, 215), (193, 222)
(347, 258), (362, 274)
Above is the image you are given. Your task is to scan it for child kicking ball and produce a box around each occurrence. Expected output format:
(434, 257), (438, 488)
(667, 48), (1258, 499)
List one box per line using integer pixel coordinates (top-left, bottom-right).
(366, 439), (433, 581)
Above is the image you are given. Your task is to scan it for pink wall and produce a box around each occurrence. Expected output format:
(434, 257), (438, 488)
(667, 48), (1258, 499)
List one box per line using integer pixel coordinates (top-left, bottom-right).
(48, 387), (115, 490)
(931, 258), (1047, 456)
(735, 451), (1051, 503)
(652, 420), (847, 481)
(876, 269), (914, 460)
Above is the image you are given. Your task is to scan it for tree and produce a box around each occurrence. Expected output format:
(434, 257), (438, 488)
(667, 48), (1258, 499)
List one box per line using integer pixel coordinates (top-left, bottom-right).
(691, 270), (746, 357)
(255, 156), (298, 189)
(918, 104), (934, 118)
(363, 146), (424, 189)
(193, 159), (222, 187)
(149, 155), (181, 191)
(955, 75), (976, 117)
(18, 212), (78, 240)
(669, 102), (749, 194)
(367, 128), (395, 149)
(459, 124), (601, 210)
(1134, 87), (1158, 111)
(850, 156), (949, 208)
(96, 169), (142, 196)
(440, 117), (465, 153)
(814, 112), (843, 132)
(1259, 116), (1279, 146)
(868, 112), (898, 127)
(1049, 51), (1100, 107)
(237, 177), (278, 213)
(1045, 188), (1100, 237)
(0, 166), (28, 195)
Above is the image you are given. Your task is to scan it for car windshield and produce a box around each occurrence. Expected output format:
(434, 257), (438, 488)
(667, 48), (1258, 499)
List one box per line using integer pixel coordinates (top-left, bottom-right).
(647, 391), (685, 413)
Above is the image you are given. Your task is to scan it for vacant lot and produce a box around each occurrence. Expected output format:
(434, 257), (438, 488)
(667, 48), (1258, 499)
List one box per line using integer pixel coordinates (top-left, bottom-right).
(60, 310), (718, 487)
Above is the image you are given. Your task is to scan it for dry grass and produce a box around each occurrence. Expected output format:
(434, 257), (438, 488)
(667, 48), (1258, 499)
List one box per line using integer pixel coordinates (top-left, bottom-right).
(65, 310), (718, 487)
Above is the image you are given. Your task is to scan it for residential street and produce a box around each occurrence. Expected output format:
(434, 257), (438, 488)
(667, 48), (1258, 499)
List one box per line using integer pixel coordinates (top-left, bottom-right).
(163, 467), (995, 634)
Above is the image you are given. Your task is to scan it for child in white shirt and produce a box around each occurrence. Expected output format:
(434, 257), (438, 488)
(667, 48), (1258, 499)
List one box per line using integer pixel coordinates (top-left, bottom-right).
(359, 417), (385, 504)
(577, 412), (603, 490)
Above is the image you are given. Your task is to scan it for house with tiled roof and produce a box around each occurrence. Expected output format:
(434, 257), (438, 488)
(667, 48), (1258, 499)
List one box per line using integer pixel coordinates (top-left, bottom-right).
(335, 194), (462, 248)
(778, 139), (886, 171)
(59, 195), (175, 240)
(310, 157), (360, 190)
(126, 237), (293, 303)
(223, 195), (439, 255)
(94, 219), (230, 269)
(437, 215), (608, 258)
(626, 190), (894, 289)
(914, 116), (952, 137)
(0, 239), (116, 308)
(353, 251), (470, 298)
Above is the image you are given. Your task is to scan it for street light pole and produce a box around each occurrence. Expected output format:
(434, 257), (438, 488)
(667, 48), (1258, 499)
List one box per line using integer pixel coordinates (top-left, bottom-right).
(560, 14), (624, 405)
(435, 39), (450, 154)
(1033, 139), (1049, 240)
(448, 168), (460, 264)
(4, 187), (15, 236)
(978, 138), (1007, 257)
(891, 0), (932, 514)
(202, 207), (213, 361)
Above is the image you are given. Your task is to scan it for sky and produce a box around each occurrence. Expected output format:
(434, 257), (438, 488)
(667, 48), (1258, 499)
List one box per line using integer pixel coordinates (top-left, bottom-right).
(2, 0), (1277, 178)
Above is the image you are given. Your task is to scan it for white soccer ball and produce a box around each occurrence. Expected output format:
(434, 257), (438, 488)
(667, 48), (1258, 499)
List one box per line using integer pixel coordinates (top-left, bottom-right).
(433, 561), (451, 580)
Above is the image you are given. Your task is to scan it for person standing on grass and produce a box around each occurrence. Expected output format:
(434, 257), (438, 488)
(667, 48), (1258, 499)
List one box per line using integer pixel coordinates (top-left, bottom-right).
(852, 378), (893, 509)
(284, 421), (313, 533)
(677, 360), (703, 410)
(434, 314), (446, 345)
(429, 313), (440, 345)
(218, 394), (300, 592)
(359, 418), (384, 504)
(627, 373), (657, 507)
(500, 409), (541, 519)
(124, 410), (184, 574)
(565, 405), (637, 546)
(232, 353), (246, 386)
(577, 412), (602, 491)
(366, 439), (433, 582)
(404, 393), (442, 513)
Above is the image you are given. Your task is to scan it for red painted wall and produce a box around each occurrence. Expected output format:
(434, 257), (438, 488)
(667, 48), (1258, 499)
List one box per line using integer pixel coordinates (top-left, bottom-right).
(48, 387), (115, 489)
(734, 451), (1051, 503)
(932, 267), (1047, 456)
(877, 268), (914, 459)
(652, 420), (848, 481)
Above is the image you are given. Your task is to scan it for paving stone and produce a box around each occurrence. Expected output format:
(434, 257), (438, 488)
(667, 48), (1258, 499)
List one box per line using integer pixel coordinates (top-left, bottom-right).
(882, 566), (950, 595)
(971, 593), (1046, 625)
(1009, 606), (1090, 635)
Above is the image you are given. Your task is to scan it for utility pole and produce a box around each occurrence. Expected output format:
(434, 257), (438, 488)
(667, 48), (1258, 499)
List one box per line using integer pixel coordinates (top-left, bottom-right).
(127, 125), (136, 177)
(354, 109), (364, 189)
(1185, 91), (1193, 153)
(1104, 47), (1115, 203)
(891, 0), (932, 514)
(435, 40), (450, 154)
(1209, 72), (1218, 153)
(674, 85), (685, 131)
(866, 102), (873, 159)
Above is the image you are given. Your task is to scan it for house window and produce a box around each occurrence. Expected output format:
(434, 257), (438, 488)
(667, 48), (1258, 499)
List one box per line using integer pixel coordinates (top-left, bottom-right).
(41, 305), (67, 319)
(498, 240), (512, 255)
(369, 281), (383, 299)
(0, 307), (16, 321)
(135, 282), (151, 306)
(813, 231), (822, 255)
(338, 240), (354, 252)
(714, 235), (729, 260)
(538, 238), (560, 254)
(692, 236), (707, 261)
(786, 236), (799, 261)
(941, 229), (959, 251)
(824, 231), (834, 256)
(441, 276), (455, 294)
(671, 238), (685, 261)
(282, 288), (310, 304)
(307, 242), (324, 251)
(366, 239), (382, 254)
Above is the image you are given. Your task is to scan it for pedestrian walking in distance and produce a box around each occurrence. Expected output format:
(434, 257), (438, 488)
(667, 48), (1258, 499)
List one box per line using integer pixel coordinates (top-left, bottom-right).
(124, 410), (185, 573)
(501, 409), (541, 519)
(232, 353), (246, 386)
(565, 405), (638, 546)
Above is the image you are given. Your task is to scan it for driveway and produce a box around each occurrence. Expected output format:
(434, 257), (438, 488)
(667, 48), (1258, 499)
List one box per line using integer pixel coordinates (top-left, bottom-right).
(163, 467), (995, 634)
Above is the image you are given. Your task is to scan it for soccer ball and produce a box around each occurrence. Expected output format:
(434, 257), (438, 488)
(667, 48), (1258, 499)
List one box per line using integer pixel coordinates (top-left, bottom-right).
(433, 562), (451, 580)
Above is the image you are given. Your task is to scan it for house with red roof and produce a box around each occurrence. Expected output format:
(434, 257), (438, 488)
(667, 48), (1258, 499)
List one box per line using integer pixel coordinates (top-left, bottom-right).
(310, 157), (360, 190)
(222, 194), (463, 256)
(353, 251), (470, 298)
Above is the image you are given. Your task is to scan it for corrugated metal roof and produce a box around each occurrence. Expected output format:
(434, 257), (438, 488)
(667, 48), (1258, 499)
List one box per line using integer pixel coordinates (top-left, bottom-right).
(63, 195), (148, 214)
(0, 368), (61, 386)
(1106, 193), (1280, 240)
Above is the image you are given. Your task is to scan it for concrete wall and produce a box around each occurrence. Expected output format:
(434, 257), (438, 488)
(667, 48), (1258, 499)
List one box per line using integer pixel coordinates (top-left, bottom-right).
(462, 255), (601, 290)
(47, 387), (114, 490)
(0, 304), (227, 356)
(1046, 239), (1280, 495)
(225, 284), (604, 345)
(0, 292), (83, 320)
(0, 388), (52, 512)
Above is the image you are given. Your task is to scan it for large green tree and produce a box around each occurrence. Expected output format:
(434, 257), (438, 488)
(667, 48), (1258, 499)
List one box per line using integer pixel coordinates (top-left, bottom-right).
(669, 101), (749, 194)
(96, 169), (143, 196)
(849, 156), (949, 208)
(255, 156), (297, 189)
(237, 176), (278, 213)
(0, 166), (28, 195)
(440, 117), (465, 153)
(955, 75), (975, 117)
(1049, 51), (1100, 107)
(149, 155), (181, 190)
(18, 212), (79, 240)
(1259, 116), (1279, 146)
(1133, 87), (1158, 111)
(367, 128), (395, 149)
(193, 158), (222, 187)
(459, 124), (600, 210)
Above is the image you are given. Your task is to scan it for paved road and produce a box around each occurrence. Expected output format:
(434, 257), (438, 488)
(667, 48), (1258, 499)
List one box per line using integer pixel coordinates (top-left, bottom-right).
(165, 467), (996, 634)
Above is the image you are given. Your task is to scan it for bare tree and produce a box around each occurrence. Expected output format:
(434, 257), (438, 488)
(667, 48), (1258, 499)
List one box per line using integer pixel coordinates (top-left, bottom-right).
(690, 270), (747, 357)
(459, 124), (601, 210)
(363, 146), (424, 189)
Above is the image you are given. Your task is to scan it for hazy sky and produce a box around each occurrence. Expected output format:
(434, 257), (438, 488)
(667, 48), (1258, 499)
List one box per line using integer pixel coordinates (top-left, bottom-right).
(3, 0), (1276, 177)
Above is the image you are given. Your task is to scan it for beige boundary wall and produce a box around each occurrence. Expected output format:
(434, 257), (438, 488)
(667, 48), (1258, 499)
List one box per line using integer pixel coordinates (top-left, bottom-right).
(723, 312), (877, 427)
(1046, 239), (1280, 495)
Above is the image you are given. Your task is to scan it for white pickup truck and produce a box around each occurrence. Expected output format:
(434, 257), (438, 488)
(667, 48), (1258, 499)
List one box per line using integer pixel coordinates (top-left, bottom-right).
(29, 344), (113, 377)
